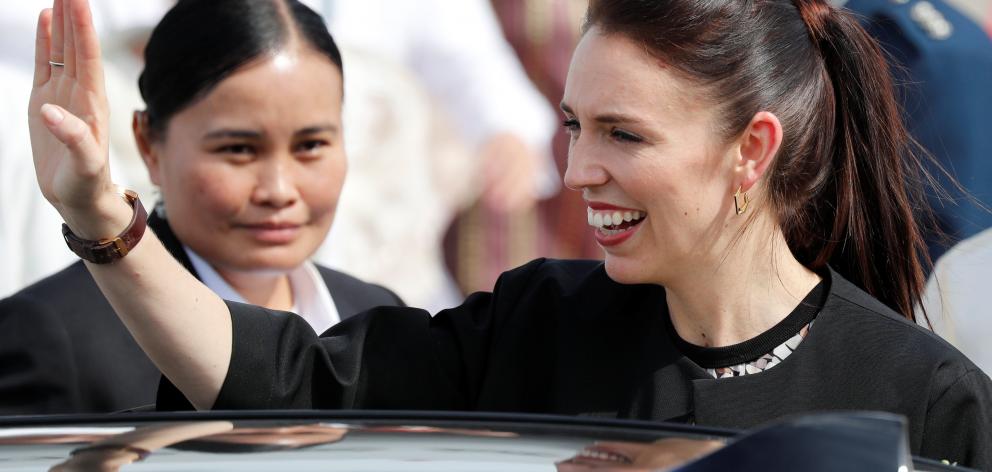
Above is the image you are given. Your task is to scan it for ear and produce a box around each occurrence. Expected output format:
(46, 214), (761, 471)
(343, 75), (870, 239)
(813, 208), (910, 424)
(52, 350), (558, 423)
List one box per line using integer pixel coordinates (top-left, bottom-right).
(132, 110), (163, 186)
(734, 111), (783, 192)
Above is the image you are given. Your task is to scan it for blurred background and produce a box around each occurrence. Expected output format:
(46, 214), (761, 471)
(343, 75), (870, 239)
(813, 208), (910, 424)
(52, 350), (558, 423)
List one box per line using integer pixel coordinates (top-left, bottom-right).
(1, 0), (990, 321)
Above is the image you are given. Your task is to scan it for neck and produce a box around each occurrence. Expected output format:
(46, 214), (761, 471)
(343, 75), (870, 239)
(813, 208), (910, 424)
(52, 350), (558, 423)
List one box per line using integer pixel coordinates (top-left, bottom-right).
(216, 268), (294, 312)
(662, 214), (821, 348)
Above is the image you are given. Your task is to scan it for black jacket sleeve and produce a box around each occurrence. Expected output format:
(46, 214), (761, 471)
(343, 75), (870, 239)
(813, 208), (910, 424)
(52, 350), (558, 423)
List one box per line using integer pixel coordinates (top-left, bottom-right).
(159, 258), (549, 411)
(920, 368), (992, 470)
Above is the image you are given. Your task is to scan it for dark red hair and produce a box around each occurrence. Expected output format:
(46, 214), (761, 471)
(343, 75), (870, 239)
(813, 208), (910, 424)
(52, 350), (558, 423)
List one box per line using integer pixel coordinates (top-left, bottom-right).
(586, 0), (933, 320)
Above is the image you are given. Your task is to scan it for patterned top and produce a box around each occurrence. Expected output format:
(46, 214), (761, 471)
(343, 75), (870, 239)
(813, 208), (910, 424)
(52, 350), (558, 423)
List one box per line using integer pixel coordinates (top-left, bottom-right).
(707, 321), (813, 379)
(669, 280), (827, 378)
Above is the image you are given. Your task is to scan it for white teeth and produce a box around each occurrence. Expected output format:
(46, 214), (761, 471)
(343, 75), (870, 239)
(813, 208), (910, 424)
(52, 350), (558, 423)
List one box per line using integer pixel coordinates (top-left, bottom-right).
(586, 207), (646, 229)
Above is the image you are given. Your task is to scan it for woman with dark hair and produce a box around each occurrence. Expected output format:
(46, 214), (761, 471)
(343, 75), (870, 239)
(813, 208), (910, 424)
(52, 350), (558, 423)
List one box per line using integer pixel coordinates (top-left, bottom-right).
(0, 0), (401, 414)
(28, 0), (991, 468)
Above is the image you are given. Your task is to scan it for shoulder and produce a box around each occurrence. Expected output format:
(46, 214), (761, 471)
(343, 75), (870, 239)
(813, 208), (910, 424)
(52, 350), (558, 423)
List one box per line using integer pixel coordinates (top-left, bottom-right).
(1, 261), (102, 312)
(482, 258), (658, 322)
(934, 227), (992, 270)
(494, 258), (616, 293)
(820, 269), (982, 380)
(314, 264), (405, 308)
(0, 261), (121, 341)
(0, 264), (95, 372)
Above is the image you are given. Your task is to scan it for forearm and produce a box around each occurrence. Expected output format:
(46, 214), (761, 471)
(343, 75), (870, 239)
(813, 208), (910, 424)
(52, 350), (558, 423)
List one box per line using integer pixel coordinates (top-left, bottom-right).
(80, 195), (231, 410)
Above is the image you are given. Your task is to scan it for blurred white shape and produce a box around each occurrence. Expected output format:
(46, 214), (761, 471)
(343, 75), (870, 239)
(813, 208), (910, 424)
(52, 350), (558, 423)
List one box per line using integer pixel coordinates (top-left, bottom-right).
(920, 227), (992, 375)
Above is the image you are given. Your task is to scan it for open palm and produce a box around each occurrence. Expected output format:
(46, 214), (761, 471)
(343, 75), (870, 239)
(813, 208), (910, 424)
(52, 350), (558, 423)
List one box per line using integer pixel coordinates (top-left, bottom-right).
(28, 0), (114, 227)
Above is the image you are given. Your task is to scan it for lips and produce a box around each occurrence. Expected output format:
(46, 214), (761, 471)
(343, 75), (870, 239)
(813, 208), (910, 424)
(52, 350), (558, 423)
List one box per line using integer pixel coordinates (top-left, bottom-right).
(236, 221), (303, 244)
(586, 202), (647, 248)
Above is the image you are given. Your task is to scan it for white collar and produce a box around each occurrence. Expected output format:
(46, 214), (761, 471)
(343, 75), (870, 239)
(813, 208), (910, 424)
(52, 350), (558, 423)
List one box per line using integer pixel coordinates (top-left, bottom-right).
(184, 246), (341, 334)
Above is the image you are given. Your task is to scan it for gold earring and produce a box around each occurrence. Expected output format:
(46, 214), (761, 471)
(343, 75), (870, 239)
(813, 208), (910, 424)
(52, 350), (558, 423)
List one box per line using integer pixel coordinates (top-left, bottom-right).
(734, 186), (750, 215)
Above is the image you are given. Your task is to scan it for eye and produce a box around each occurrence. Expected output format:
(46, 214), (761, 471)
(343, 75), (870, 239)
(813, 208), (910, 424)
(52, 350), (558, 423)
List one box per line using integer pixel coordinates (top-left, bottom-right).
(610, 128), (644, 144)
(562, 118), (580, 136)
(216, 143), (255, 155)
(294, 139), (330, 159)
(213, 143), (257, 163)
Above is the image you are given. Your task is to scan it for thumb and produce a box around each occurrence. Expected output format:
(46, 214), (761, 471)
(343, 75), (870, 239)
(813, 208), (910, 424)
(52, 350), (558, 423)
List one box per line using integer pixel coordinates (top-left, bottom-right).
(40, 103), (104, 173)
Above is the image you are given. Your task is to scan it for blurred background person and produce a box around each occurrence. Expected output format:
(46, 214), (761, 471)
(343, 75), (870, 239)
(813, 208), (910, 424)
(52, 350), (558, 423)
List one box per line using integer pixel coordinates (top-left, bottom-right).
(943, 0), (992, 30)
(493, 0), (600, 266)
(0, 65), (73, 297)
(300, 0), (563, 302)
(839, 0), (992, 373)
(839, 0), (992, 260)
(0, 0), (401, 415)
(320, 48), (478, 312)
(921, 227), (992, 374)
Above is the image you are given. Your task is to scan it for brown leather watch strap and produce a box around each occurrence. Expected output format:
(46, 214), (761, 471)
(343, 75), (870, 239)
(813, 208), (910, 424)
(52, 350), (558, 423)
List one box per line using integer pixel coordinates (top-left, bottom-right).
(62, 189), (147, 264)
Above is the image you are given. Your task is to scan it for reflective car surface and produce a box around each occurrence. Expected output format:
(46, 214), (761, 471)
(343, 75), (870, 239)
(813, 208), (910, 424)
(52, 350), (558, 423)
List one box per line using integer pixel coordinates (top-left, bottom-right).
(0, 411), (973, 471)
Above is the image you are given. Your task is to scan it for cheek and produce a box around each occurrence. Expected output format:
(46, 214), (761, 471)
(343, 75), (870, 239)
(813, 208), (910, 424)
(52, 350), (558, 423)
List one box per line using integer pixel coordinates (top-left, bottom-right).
(643, 153), (726, 217)
(299, 157), (347, 219)
(167, 164), (251, 220)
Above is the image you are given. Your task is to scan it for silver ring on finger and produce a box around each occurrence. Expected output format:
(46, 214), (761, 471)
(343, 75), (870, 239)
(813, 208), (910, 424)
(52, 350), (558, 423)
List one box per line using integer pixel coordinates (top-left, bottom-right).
(49, 60), (65, 68)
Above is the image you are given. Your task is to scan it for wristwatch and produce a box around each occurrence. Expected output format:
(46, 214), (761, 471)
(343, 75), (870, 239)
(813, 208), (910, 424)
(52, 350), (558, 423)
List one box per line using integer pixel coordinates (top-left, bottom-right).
(62, 189), (147, 264)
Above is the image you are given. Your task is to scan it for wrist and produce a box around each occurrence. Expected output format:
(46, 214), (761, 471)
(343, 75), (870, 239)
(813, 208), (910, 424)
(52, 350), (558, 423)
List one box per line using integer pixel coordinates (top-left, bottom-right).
(61, 190), (138, 241)
(60, 191), (135, 241)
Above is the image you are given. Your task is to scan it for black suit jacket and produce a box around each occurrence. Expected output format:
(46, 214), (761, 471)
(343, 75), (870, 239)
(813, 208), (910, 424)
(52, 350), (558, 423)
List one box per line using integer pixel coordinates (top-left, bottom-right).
(0, 214), (402, 415)
(160, 259), (992, 469)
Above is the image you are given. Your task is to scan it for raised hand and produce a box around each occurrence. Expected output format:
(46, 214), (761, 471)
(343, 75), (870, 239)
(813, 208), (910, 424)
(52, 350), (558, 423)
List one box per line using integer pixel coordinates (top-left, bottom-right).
(27, 0), (233, 410)
(28, 0), (127, 240)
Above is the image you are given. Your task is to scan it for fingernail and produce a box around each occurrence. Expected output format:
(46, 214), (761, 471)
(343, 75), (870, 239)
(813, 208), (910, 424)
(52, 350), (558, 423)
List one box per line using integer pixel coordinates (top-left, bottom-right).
(41, 103), (64, 125)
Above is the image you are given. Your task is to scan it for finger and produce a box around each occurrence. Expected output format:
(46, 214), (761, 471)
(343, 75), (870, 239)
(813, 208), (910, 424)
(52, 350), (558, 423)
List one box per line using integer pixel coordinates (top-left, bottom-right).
(50, 0), (65, 71)
(40, 103), (104, 174)
(70, 0), (103, 89)
(33, 9), (53, 86)
(63, 0), (77, 78)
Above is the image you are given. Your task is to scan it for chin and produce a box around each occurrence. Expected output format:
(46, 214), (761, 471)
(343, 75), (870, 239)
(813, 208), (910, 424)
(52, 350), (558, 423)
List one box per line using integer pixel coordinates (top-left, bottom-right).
(226, 246), (311, 273)
(602, 256), (654, 285)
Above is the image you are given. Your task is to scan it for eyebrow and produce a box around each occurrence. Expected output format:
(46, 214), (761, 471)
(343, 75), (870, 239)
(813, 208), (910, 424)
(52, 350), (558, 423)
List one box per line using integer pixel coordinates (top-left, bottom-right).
(202, 129), (261, 140)
(202, 124), (339, 141)
(559, 102), (648, 125)
(296, 125), (339, 136)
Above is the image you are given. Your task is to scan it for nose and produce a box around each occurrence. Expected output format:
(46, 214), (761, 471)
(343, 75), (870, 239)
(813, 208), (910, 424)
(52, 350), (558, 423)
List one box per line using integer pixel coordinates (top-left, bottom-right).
(251, 158), (300, 208)
(563, 140), (610, 191)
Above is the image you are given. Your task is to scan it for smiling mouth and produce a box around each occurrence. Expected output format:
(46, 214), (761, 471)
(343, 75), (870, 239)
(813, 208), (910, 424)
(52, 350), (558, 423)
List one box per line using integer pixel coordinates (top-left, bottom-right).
(587, 208), (647, 236)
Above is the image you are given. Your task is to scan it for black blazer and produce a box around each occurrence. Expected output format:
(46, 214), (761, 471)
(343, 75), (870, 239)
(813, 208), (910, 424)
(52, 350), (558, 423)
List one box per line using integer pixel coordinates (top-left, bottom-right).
(160, 259), (992, 469)
(0, 214), (402, 415)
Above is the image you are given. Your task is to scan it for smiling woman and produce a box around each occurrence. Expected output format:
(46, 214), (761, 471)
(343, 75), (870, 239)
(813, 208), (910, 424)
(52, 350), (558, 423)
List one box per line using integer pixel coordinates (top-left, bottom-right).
(0, 0), (402, 415)
(20, 0), (992, 469)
